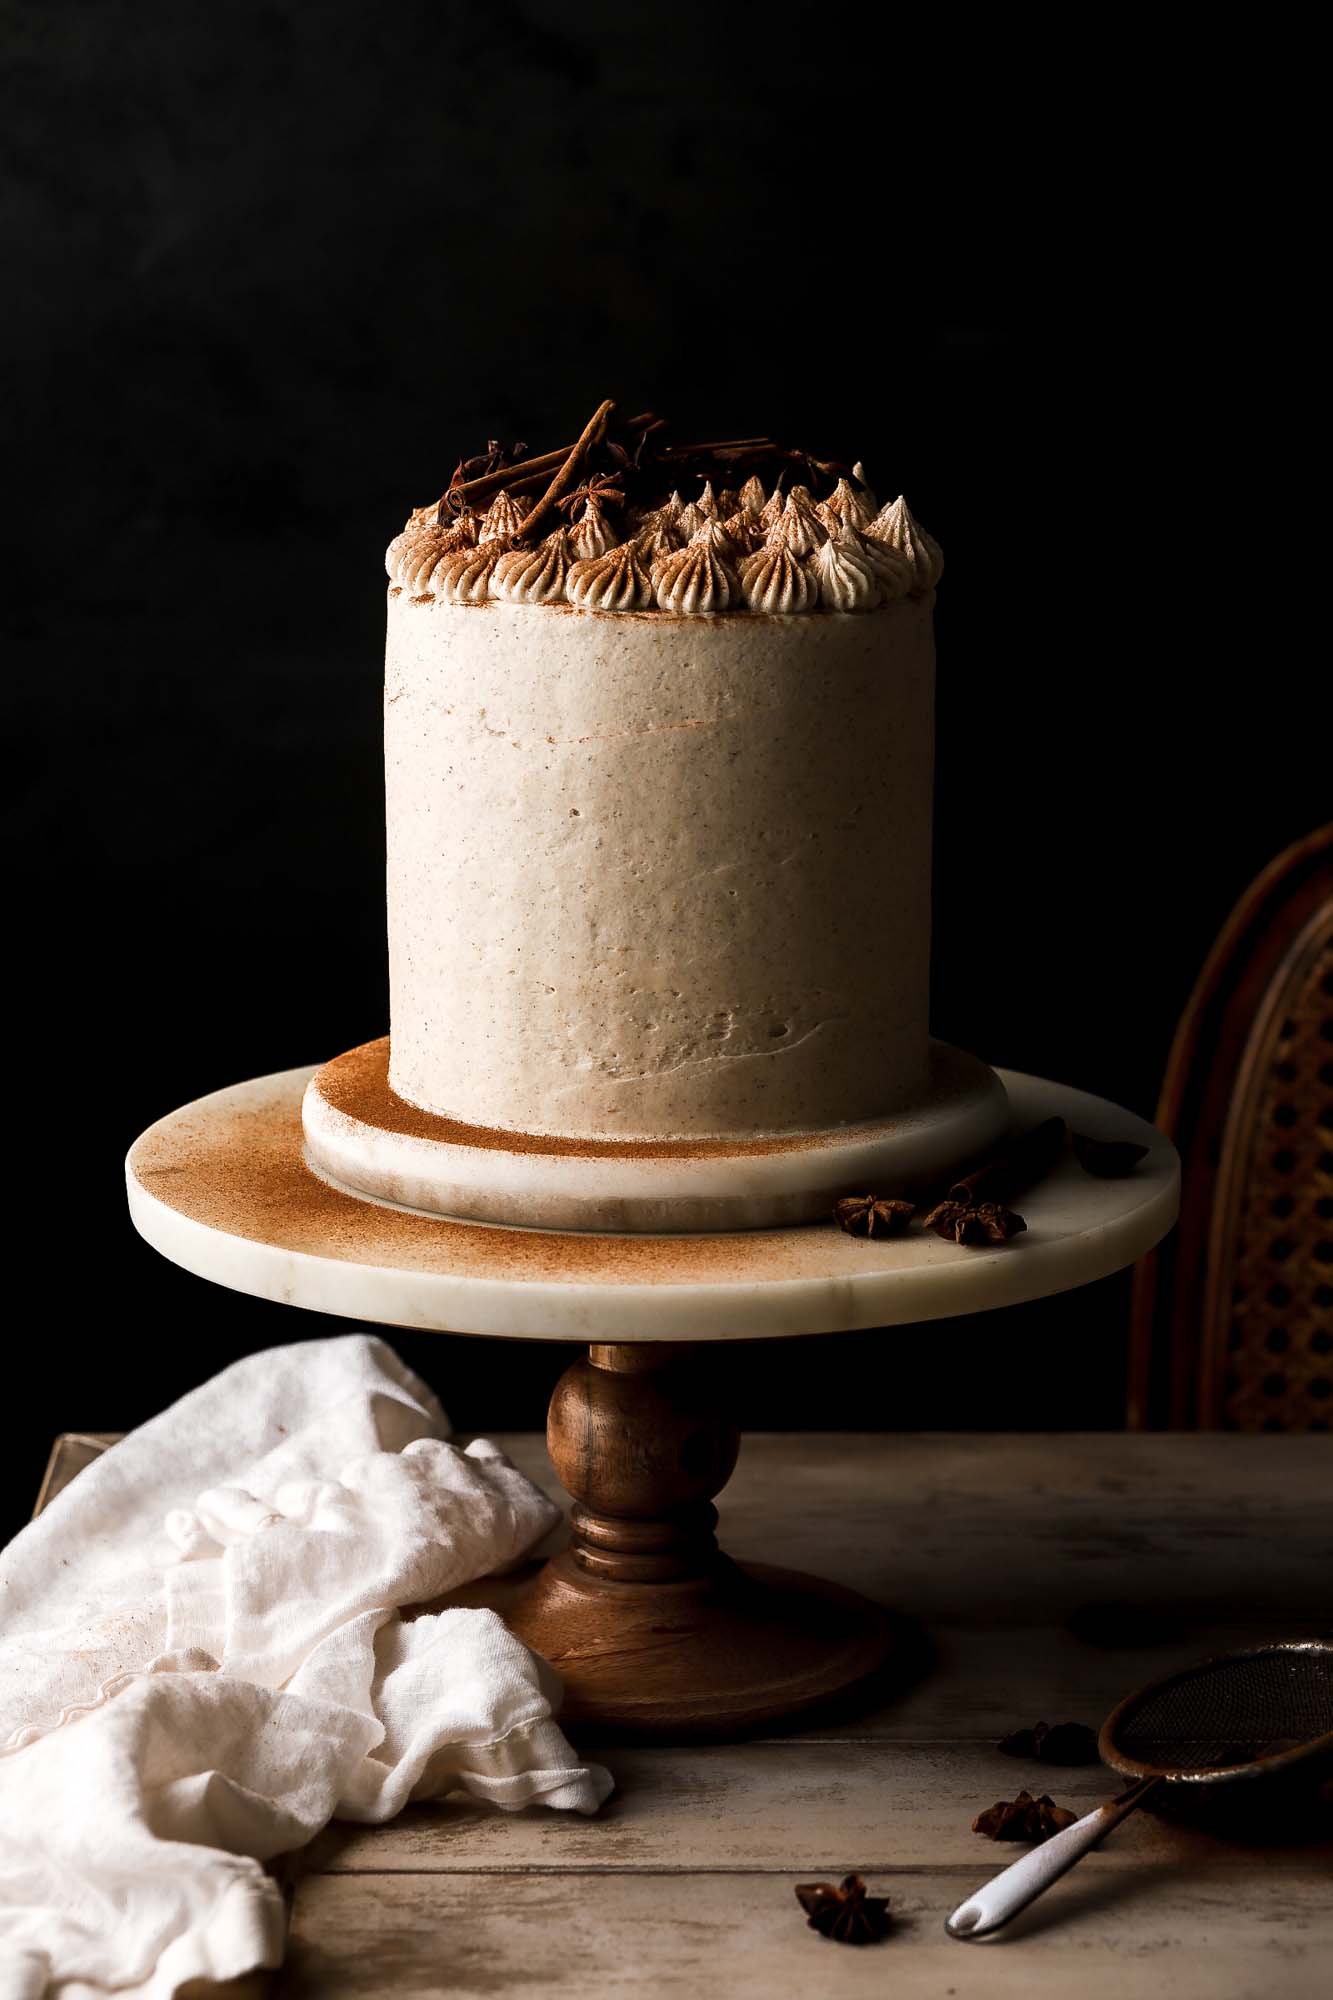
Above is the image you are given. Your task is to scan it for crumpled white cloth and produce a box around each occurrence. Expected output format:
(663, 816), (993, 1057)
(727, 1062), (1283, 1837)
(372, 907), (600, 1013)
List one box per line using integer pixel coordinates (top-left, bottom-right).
(0, 1334), (612, 1998)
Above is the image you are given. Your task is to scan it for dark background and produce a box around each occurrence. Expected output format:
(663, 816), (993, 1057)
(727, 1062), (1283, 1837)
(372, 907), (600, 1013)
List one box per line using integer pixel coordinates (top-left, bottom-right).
(2, 5), (1321, 1534)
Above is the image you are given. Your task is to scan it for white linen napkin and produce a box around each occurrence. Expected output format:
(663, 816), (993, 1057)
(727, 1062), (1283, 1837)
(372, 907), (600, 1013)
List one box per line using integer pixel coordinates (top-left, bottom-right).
(0, 1334), (612, 1998)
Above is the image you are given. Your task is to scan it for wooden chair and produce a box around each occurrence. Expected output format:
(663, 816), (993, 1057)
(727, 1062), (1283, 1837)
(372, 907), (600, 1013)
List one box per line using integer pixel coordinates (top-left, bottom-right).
(1129, 825), (1333, 1430)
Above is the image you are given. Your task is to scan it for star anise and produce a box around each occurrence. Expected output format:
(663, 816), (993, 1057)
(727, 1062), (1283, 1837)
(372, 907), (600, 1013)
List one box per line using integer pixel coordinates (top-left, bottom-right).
(923, 1199), (1026, 1245)
(833, 1195), (915, 1238)
(1072, 1132), (1150, 1178)
(998, 1720), (1101, 1766)
(794, 1874), (891, 1944)
(556, 470), (627, 513)
(972, 1790), (1079, 1842)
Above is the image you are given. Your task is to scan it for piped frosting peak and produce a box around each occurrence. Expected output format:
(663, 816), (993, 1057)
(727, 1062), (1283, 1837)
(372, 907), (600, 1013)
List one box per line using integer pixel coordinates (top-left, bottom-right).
(737, 473), (767, 518)
(812, 524), (897, 611)
(865, 495), (944, 593)
(567, 540), (655, 611)
(436, 544), (502, 604)
(823, 474), (878, 531)
(491, 528), (574, 605)
(771, 488), (829, 559)
(740, 539), (819, 614)
(654, 521), (738, 614)
(568, 494), (620, 560)
(478, 490), (526, 543)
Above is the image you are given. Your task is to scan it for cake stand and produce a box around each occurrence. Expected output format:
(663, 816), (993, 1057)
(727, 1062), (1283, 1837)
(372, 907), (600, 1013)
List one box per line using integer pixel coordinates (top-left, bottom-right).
(126, 1065), (1178, 1738)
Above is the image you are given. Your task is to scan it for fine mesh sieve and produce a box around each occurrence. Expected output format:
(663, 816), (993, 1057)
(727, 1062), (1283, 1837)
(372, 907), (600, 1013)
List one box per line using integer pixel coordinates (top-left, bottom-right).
(1103, 1641), (1333, 1781)
(947, 1640), (1333, 1940)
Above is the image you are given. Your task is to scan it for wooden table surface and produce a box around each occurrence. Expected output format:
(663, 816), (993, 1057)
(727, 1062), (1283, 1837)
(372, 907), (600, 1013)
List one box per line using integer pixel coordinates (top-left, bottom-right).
(37, 1430), (1333, 1998)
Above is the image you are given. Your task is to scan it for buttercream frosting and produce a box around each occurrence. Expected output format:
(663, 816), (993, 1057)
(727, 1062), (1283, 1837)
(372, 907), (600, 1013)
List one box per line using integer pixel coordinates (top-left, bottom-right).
(738, 473), (767, 517)
(858, 526), (914, 602)
(758, 484), (787, 531)
(811, 524), (886, 612)
(865, 495), (944, 593)
(632, 503), (684, 549)
(386, 526), (454, 594)
(739, 539), (818, 614)
(568, 494), (620, 560)
(385, 512), (481, 591)
(654, 522), (738, 614)
(823, 475), (878, 531)
(566, 539), (655, 611)
(383, 591), (937, 1136)
(634, 524), (679, 570)
(491, 528), (574, 605)
(674, 499), (710, 542)
(720, 509), (765, 554)
(478, 490), (527, 543)
(771, 488), (828, 559)
(435, 545), (502, 603)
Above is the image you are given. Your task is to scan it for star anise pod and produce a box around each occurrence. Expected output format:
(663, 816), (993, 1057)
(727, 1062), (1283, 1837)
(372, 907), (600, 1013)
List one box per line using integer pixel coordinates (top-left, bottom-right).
(923, 1199), (1026, 1245)
(972, 1790), (1079, 1842)
(1072, 1132), (1149, 1178)
(833, 1195), (915, 1239)
(556, 470), (627, 513)
(794, 1874), (891, 1944)
(998, 1720), (1101, 1766)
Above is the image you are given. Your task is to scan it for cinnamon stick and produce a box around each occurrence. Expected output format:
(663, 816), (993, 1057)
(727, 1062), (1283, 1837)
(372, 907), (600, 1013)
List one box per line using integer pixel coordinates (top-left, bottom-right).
(442, 444), (569, 513)
(442, 411), (660, 517)
(947, 1117), (1068, 1206)
(516, 399), (617, 541)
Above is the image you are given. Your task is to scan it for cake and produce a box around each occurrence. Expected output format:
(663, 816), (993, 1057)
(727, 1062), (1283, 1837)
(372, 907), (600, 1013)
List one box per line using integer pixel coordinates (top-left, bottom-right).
(302, 404), (1006, 1229)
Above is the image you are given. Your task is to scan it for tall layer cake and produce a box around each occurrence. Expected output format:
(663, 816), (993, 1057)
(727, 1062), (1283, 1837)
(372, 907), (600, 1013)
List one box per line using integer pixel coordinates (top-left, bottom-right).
(303, 406), (1005, 1228)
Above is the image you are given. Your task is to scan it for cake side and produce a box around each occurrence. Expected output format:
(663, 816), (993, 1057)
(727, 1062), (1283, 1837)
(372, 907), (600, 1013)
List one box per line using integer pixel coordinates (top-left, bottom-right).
(385, 595), (935, 1141)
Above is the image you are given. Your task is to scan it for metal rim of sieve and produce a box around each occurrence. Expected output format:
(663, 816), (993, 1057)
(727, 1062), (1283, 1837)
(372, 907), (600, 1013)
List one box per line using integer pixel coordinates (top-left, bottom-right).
(1099, 1638), (1333, 1787)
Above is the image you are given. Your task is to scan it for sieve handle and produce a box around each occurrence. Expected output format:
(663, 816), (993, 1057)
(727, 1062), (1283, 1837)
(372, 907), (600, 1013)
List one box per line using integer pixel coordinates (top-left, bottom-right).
(945, 1776), (1161, 1941)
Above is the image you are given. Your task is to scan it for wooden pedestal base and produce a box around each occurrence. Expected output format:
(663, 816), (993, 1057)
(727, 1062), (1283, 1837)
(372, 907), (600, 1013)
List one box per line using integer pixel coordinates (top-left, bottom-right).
(497, 1342), (897, 1737)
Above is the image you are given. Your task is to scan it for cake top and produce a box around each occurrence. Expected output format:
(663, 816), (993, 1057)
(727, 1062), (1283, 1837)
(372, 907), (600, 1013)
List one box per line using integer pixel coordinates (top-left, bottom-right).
(385, 399), (943, 616)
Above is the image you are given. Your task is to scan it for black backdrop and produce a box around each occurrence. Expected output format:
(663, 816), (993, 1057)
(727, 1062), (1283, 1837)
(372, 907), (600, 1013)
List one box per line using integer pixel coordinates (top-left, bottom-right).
(3, 5), (1322, 1535)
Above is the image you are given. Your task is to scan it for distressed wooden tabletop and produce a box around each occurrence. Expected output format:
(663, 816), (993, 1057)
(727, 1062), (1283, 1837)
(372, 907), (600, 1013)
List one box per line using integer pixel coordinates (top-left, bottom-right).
(37, 1431), (1333, 1998)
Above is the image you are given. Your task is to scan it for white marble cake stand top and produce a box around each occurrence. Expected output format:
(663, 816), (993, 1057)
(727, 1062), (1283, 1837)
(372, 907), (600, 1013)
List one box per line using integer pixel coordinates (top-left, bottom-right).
(125, 1065), (1178, 1342)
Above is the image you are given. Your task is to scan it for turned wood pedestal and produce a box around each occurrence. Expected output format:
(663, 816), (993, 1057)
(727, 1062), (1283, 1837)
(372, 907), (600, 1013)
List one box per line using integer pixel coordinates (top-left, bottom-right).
(492, 1342), (894, 1735)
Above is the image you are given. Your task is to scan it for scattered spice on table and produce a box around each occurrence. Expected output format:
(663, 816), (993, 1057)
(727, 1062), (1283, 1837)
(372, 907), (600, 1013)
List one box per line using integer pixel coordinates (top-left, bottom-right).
(923, 1199), (1027, 1245)
(998, 1719), (1102, 1765)
(1072, 1132), (1150, 1177)
(973, 1790), (1079, 1842)
(794, 1874), (892, 1943)
(832, 1195), (915, 1238)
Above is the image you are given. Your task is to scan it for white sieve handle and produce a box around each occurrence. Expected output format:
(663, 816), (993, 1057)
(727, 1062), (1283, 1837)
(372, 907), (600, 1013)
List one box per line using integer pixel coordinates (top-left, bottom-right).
(945, 1776), (1161, 1940)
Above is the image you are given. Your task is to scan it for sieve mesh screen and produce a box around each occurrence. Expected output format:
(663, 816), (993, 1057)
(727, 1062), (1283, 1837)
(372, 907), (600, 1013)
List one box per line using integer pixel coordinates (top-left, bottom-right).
(1108, 1647), (1333, 1776)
